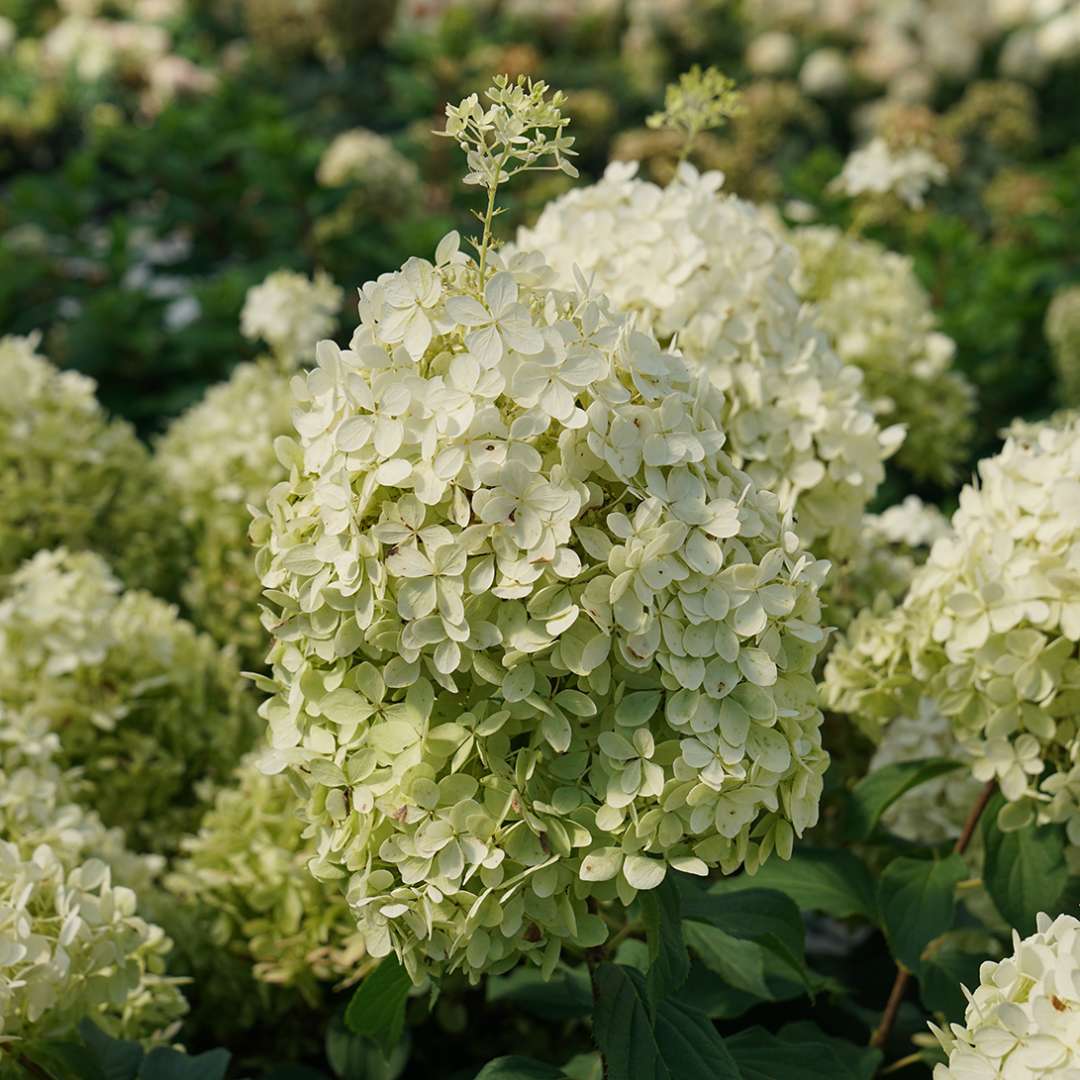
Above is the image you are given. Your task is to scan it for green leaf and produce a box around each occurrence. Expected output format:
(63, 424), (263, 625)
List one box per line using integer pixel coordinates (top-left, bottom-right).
(919, 944), (987, 1020)
(640, 873), (690, 1003)
(717, 848), (878, 921)
(847, 758), (963, 841)
(344, 956), (412, 1059)
(486, 966), (593, 1021)
(727, 1024), (881, 1080)
(878, 855), (967, 972)
(473, 1058), (568, 1079)
(77, 1021), (144, 1080)
(137, 1048), (230, 1080)
(326, 1013), (410, 1080)
(682, 922), (772, 1000)
(591, 963), (740, 1080)
(982, 794), (1068, 935)
(677, 884), (810, 992)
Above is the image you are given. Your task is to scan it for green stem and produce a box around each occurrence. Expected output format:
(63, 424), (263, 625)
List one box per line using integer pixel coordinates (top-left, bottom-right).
(477, 147), (513, 287)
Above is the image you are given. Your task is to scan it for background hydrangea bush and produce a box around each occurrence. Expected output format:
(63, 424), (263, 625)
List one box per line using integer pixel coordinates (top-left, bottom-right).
(3, 4), (1080, 1078)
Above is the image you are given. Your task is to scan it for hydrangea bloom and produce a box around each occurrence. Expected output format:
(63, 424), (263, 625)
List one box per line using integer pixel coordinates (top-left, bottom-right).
(156, 360), (295, 667)
(240, 269), (343, 367)
(787, 225), (975, 485)
(165, 754), (365, 1000)
(930, 913), (1080, 1078)
(254, 233), (830, 982)
(0, 549), (257, 852)
(517, 162), (901, 557)
(0, 711), (186, 1043)
(832, 136), (947, 209)
(824, 417), (1080, 836)
(317, 128), (421, 200)
(0, 334), (185, 597)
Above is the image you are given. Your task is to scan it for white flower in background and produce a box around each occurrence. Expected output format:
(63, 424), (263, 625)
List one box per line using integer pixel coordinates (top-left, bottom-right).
(799, 48), (851, 97)
(517, 161), (901, 557)
(240, 269), (343, 367)
(156, 359), (296, 667)
(824, 416), (1080, 837)
(0, 549), (257, 852)
(316, 128), (421, 197)
(786, 224), (976, 485)
(746, 31), (798, 75)
(931, 913), (1080, 1079)
(0, 710), (186, 1042)
(832, 136), (947, 209)
(0, 16), (16, 52)
(254, 231), (830, 983)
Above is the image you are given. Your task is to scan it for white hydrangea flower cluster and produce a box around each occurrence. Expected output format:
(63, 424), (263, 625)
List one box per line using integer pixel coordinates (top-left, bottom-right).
(869, 698), (983, 844)
(0, 711), (186, 1043)
(0, 334), (185, 598)
(516, 162), (901, 558)
(156, 360), (295, 667)
(787, 225), (975, 485)
(0, 549), (257, 852)
(254, 232), (831, 983)
(826, 496), (951, 631)
(240, 269), (343, 367)
(824, 416), (1080, 836)
(165, 754), (365, 999)
(317, 128), (421, 197)
(931, 913), (1080, 1079)
(831, 136), (947, 210)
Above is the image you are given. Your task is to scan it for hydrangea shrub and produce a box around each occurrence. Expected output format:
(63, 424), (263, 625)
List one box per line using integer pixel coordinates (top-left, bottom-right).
(0, 713), (186, 1043)
(825, 416), (1080, 836)
(0, 549), (257, 852)
(253, 228), (831, 982)
(0, 334), (185, 598)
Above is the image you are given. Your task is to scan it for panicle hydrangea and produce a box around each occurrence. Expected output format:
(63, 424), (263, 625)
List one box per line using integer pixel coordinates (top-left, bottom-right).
(254, 232), (831, 983)
(1046, 285), (1080, 408)
(787, 225), (976, 485)
(317, 128), (421, 194)
(0, 711), (186, 1043)
(831, 136), (947, 210)
(156, 360), (295, 667)
(930, 912), (1080, 1079)
(516, 162), (902, 557)
(0, 549), (257, 852)
(164, 754), (365, 1000)
(869, 698), (983, 844)
(240, 269), (344, 368)
(826, 496), (951, 632)
(824, 416), (1080, 837)
(0, 334), (186, 597)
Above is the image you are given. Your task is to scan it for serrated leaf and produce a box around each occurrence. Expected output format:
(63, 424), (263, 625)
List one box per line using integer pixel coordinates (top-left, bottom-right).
(682, 922), (772, 1000)
(591, 963), (740, 1080)
(919, 944), (987, 1021)
(473, 1058), (569, 1079)
(717, 847), (878, 921)
(982, 794), (1068, 936)
(878, 855), (967, 972)
(326, 1013), (409, 1080)
(640, 874), (689, 1003)
(676, 884), (810, 993)
(727, 1023), (881, 1080)
(847, 759), (963, 841)
(344, 956), (412, 1059)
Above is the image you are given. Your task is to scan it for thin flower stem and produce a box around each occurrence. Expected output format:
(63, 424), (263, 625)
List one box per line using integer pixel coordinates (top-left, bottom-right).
(477, 146), (512, 286)
(870, 779), (997, 1057)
